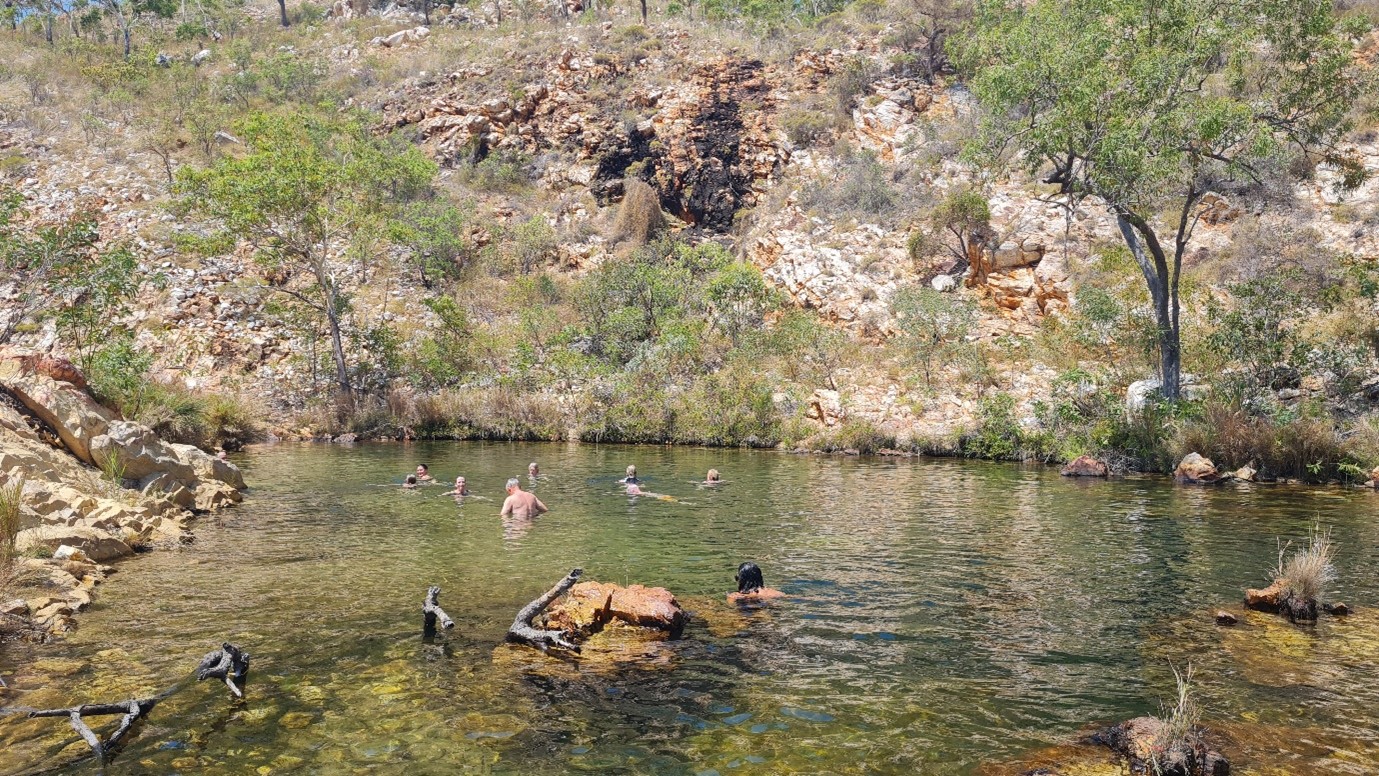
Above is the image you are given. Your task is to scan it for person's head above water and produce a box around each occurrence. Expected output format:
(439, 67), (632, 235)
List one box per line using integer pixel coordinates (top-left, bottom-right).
(405, 474), (418, 486)
(735, 561), (766, 594)
(706, 469), (721, 482)
(416, 464), (430, 477)
(626, 465), (637, 477)
(528, 462), (539, 475)
(455, 476), (466, 489)
(506, 477), (521, 493)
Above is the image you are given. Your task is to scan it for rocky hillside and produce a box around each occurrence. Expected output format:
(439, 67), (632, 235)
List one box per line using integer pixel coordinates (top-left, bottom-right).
(1, 0), (1378, 474)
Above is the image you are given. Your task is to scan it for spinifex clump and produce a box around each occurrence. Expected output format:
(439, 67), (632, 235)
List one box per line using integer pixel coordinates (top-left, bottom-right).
(1245, 527), (1338, 622)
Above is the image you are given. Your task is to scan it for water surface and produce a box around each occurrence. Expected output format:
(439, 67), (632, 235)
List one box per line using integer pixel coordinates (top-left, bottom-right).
(2, 443), (1378, 774)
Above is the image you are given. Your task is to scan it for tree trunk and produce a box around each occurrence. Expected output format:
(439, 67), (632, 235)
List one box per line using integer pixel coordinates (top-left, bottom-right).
(122, 24), (131, 58)
(278, 0), (289, 26)
(1115, 212), (1180, 400)
(639, 0), (646, 23)
(326, 306), (350, 396)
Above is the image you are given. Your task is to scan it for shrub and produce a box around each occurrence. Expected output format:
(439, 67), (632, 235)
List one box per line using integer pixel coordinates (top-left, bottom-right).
(963, 392), (1024, 460)
(0, 476), (22, 566)
(1272, 526), (1337, 620)
(611, 178), (666, 246)
(891, 285), (977, 386)
(828, 55), (878, 115)
(821, 418), (896, 454)
(465, 150), (531, 192)
(669, 366), (781, 447)
(781, 105), (833, 146)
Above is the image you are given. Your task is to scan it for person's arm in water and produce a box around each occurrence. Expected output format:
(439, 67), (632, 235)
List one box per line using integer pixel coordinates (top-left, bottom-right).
(533, 495), (548, 515)
(500, 496), (514, 517)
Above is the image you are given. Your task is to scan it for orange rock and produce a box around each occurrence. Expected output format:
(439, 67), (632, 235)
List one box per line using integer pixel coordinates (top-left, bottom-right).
(1060, 455), (1109, 477)
(543, 581), (686, 637)
(1174, 452), (1224, 484)
(1245, 580), (1285, 611)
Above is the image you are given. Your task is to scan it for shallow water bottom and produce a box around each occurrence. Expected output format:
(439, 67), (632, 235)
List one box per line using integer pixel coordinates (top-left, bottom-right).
(2, 442), (1378, 775)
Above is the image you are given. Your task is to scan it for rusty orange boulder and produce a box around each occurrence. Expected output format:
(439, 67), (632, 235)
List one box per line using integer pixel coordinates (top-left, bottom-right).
(1060, 455), (1109, 477)
(543, 581), (687, 638)
(1244, 580), (1285, 612)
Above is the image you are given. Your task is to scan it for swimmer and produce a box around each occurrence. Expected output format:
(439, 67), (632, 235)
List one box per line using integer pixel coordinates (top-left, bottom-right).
(403, 474), (419, 490)
(500, 478), (548, 519)
(619, 464), (640, 485)
(728, 561), (785, 603)
(704, 468), (724, 485)
(444, 476), (470, 496)
(416, 464), (435, 483)
(626, 483), (675, 501)
(528, 462), (540, 479)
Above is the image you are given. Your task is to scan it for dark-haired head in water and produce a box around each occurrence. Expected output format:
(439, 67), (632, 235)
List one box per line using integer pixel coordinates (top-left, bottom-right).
(416, 464), (434, 482)
(403, 474), (419, 490)
(729, 561), (785, 603)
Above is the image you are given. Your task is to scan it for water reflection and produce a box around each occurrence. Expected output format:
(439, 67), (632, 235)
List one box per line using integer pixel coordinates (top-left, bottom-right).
(0, 444), (1377, 775)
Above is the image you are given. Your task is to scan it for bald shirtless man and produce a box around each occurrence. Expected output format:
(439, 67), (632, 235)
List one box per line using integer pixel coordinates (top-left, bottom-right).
(500, 478), (548, 519)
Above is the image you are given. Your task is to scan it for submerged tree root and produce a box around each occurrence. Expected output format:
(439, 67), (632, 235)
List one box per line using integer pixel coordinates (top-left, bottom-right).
(1, 641), (249, 762)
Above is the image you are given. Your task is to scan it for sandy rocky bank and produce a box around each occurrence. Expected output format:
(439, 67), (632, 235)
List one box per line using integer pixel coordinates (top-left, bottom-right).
(0, 348), (246, 641)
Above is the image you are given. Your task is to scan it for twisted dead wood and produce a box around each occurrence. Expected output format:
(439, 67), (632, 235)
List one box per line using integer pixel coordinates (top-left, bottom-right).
(2, 641), (249, 762)
(506, 568), (583, 652)
(423, 585), (456, 636)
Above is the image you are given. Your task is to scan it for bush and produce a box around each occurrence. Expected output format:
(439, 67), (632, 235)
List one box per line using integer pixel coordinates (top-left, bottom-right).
(963, 392), (1024, 460)
(828, 55), (878, 115)
(1272, 527), (1337, 620)
(816, 418), (896, 454)
(781, 105), (834, 146)
(800, 149), (897, 217)
(0, 475), (22, 566)
(668, 366), (781, 447)
(891, 284), (977, 386)
(611, 178), (666, 246)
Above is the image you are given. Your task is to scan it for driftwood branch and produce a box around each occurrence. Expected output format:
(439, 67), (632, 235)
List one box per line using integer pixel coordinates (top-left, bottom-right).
(195, 642), (250, 699)
(4, 641), (248, 762)
(423, 585), (455, 636)
(506, 568), (583, 653)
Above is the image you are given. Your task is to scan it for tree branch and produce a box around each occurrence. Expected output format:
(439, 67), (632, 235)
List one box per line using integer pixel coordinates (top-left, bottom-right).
(506, 568), (583, 652)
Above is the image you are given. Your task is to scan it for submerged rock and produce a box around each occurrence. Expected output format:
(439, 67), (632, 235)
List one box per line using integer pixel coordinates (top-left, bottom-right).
(1090, 716), (1230, 776)
(1215, 611), (1238, 626)
(1060, 455), (1109, 477)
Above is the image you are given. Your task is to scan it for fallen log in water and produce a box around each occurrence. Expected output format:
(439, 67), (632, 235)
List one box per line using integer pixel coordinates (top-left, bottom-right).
(1, 641), (249, 762)
(423, 585), (456, 636)
(195, 642), (251, 699)
(507, 568), (583, 652)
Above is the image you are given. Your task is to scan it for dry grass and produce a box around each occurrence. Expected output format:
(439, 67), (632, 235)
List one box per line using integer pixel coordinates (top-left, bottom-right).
(1273, 526), (1338, 606)
(1150, 664), (1202, 776)
(611, 178), (665, 246)
(0, 475), (22, 565)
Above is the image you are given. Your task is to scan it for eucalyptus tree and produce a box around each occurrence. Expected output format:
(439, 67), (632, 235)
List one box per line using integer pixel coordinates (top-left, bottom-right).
(176, 110), (437, 396)
(956, 0), (1368, 399)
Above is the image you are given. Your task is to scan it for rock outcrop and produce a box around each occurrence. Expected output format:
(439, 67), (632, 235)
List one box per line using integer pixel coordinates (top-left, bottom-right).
(0, 347), (247, 639)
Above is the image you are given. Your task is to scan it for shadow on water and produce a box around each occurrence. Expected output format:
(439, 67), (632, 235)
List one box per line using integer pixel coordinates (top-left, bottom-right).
(1, 442), (1378, 774)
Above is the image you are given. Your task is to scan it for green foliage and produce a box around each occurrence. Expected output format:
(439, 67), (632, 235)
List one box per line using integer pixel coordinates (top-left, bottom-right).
(767, 310), (850, 390)
(507, 215), (557, 275)
(918, 189), (989, 266)
(0, 476), (22, 566)
(958, 0), (1367, 398)
(414, 295), (473, 387)
(963, 392), (1022, 460)
(891, 285), (976, 385)
(810, 418), (896, 454)
(0, 190), (104, 345)
(803, 149), (896, 216)
(464, 150), (531, 192)
(54, 247), (146, 371)
(176, 108), (437, 393)
(705, 261), (777, 347)
(390, 199), (473, 288)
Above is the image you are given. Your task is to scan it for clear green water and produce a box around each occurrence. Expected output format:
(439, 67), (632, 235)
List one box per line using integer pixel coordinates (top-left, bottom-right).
(3, 443), (1379, 775)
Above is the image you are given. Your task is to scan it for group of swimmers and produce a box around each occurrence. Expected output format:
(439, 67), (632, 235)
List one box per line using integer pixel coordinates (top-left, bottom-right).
(399, 460), (781, 602)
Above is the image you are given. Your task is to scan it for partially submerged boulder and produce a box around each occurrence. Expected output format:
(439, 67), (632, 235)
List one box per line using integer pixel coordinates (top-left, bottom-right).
(542, 581), (687, 639)
(1091, 716), (1230, 776)
(1174, 453), (1226, 484)
(1244, 580), (1285, 612)
(16, 525), (133, 562)
(1060, 455), (1109, 477)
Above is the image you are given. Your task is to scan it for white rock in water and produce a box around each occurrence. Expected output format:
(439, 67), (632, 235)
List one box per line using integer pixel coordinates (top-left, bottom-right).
(930, 274), (957, 292)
